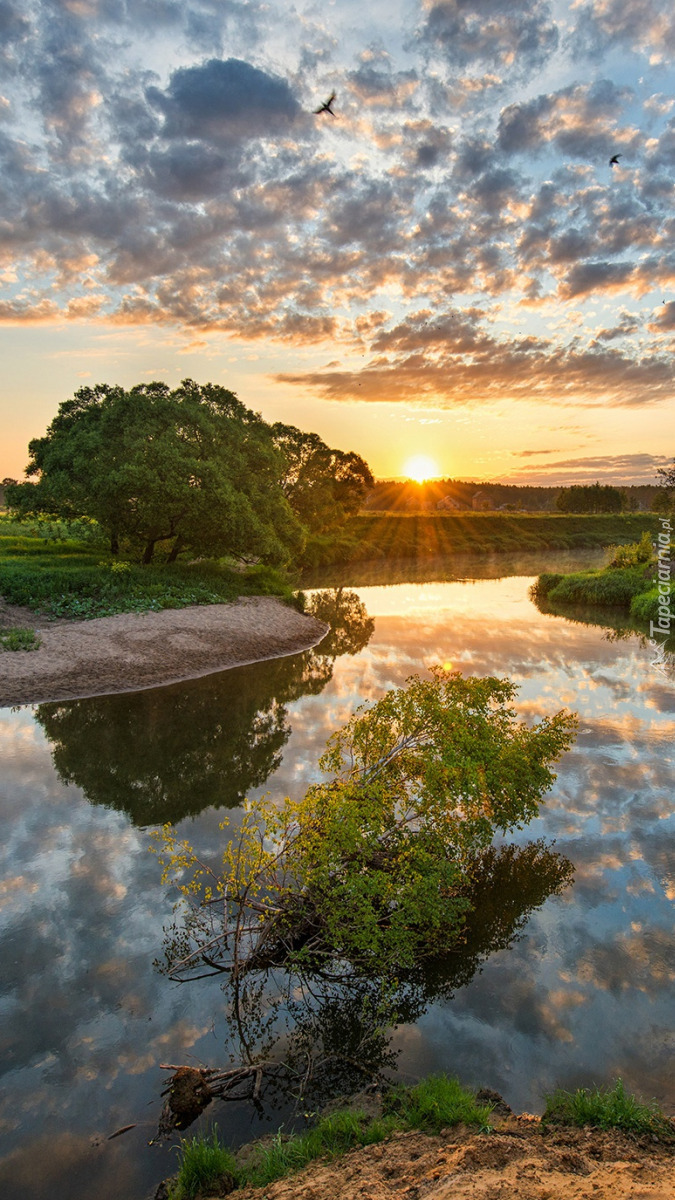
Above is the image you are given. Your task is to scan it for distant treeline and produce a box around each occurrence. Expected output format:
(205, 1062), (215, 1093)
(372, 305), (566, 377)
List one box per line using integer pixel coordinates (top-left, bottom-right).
(365, 479), (664, 513)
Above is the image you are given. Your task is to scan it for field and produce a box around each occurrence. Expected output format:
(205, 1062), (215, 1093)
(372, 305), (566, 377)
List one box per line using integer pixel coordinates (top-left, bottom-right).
(305, 512), (661, 566)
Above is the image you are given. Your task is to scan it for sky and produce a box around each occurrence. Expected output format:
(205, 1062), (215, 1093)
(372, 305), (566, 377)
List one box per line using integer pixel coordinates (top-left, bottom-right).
(1, 0), (674, 485)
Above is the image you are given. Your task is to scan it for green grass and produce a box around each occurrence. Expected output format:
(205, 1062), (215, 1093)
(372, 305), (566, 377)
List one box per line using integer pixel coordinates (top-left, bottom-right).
(243, 1076), (494, 1187)
(163, 1074), (495, 1196)
(0, 627), (41, 651)
(382, 1073), (494, 1134)
(531, 532), (673, 634)
(169, 1129), (238, 1199)
(542, 1079), (674, 1141)
(244, 1108), (400, 1188)
(0, 525), (298, 619)
(306, 513), (661, 567)
(531, 566), (649, 608)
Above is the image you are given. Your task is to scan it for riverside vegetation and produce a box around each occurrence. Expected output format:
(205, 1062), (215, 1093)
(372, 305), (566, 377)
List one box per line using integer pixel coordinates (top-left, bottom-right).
(531, 530), (673, 628)
(166, 1075), (674, 1199)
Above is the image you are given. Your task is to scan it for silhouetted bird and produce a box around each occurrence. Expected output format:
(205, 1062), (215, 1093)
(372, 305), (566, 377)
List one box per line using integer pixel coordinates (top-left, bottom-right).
(609, 154), (622, 166)
(315, 91), (337, 116)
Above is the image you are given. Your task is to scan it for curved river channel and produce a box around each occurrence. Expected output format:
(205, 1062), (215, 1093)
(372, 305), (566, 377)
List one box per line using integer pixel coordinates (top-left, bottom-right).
(1, 551), (673, 1199)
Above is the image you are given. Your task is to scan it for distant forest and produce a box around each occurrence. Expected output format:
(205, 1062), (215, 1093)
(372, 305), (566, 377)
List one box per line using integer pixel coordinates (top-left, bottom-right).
(364, 479), (663, 513)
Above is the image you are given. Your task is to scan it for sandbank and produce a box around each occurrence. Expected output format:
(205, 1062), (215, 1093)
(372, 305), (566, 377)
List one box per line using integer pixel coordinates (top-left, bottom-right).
(0, 597), (329, 707)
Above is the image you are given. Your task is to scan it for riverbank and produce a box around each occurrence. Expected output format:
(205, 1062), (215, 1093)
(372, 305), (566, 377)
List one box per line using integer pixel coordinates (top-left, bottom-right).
(223, 1118), (675, 1200)
(0, 597), (329, 706)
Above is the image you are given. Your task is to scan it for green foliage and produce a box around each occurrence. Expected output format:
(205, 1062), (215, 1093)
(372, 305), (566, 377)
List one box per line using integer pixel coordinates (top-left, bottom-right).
(630, 585), (673, 625)
(0, 529), (295, 618)
(245, 1109), (397, 1187)
(537, 566), (648, 608)
(383, 1074), (494, 1133)
(272, 422), (373, 537)
(555, 483), (623, 513)
(165, 1074), (495, 1196)
(169, 1129), (238, 1199)
(542, 1080), (674, 1141)
(0, 627), (41, 651)
(153, 670), (576, 980)
(607, 531), (654, 568)
(8, 379), (304, 565)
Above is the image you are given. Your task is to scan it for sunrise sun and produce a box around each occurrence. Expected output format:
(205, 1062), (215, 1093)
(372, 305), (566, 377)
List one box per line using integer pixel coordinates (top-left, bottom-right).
(403, 455), (440, 483)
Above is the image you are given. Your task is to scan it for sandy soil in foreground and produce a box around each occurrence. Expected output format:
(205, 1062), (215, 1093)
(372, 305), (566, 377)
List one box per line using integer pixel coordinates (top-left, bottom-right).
(0, 597), (328, 707)
(227, 1120), (675, 1200)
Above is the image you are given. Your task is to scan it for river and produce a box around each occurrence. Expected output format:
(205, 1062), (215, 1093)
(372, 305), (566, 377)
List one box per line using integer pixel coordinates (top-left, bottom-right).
(0, 550), (673, 1199)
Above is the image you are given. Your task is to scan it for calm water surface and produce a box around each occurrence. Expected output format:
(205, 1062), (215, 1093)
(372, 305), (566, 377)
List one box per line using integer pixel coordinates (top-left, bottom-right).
(1, 551), (673, 1199)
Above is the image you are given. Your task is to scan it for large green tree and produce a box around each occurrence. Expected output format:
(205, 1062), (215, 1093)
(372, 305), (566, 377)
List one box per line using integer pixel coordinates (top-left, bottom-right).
(7, 380), (303, 563)
(271, 422), (374, 534)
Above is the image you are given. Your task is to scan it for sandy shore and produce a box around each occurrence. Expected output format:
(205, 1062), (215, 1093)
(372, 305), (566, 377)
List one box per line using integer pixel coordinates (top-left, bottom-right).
(0, 597), (329, 707)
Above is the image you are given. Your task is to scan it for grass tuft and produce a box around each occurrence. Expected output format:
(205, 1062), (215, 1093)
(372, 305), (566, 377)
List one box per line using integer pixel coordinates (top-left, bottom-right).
(542, 1079), (674, 1141)
(0, 627), (41, 652)
(383, 1073), (494, 1134)
(169, 1128), (238, 1199)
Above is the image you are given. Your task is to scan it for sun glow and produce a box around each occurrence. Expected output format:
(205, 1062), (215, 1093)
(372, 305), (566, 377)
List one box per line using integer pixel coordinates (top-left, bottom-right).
(403, 455), (440, 483)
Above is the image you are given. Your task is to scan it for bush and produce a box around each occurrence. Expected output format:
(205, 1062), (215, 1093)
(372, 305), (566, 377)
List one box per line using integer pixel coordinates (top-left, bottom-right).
(542, 1079), (674, 1141)
(607, 531), (654, 568)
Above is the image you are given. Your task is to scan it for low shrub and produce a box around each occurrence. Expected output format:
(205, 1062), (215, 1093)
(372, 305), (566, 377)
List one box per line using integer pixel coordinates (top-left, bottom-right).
(542, 1079), (674, 1141)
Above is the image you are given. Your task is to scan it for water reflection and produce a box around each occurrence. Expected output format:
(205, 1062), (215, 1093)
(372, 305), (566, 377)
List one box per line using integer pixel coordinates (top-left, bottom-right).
(204, 841), (573, 1115)
(0, 562), (673, 1200)
(301, 547), (607, 589)
(33, 590), (374, 825)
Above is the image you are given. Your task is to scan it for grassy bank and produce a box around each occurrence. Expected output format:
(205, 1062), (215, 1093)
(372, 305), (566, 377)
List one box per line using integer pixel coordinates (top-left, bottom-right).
(531, 530), (672, 627)
(0, 518), (298, 620)
(304, 513), (660, 567)
(165, 1075), (673, 1199)
(168, 1075), (494, 1198)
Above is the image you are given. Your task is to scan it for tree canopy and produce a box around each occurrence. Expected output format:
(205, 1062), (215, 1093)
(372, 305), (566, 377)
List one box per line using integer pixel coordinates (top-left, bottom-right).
(555, 483), (623, 513)
(271, 422), (373, 534)
(6, 381), (373, 564)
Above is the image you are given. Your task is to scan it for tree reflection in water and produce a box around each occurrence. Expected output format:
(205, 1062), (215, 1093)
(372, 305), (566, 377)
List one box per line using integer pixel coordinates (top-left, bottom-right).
(34, 589), (375, 826)
(163, 841), (573, 1118)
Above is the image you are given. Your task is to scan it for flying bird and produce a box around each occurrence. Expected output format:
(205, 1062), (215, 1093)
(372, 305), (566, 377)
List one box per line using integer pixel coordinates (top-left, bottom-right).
(609, 153), (622, 166)
(315, 91), (337, 117)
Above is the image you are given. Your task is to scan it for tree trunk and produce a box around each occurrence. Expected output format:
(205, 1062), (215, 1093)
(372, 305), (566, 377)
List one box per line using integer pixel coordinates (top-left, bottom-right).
(167, 535), (184, 564)
(142, 539), (156, 564)
(110, 532), (119, 555)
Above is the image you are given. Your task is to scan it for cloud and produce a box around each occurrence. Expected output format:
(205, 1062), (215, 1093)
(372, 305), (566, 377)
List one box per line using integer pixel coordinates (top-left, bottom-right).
(497, 80), (636, 161)
(503, 452), (670, 484)
(418, 0), (559, 77)
(146, 58), (302, 143)
(570, 0), (675, 60)
(275, 325), (674, 408)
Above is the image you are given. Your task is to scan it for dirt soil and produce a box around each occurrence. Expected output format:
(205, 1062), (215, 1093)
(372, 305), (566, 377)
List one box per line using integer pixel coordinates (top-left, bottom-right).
(0, 597), (328, 706)
(226, 1119), (675, 1200)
